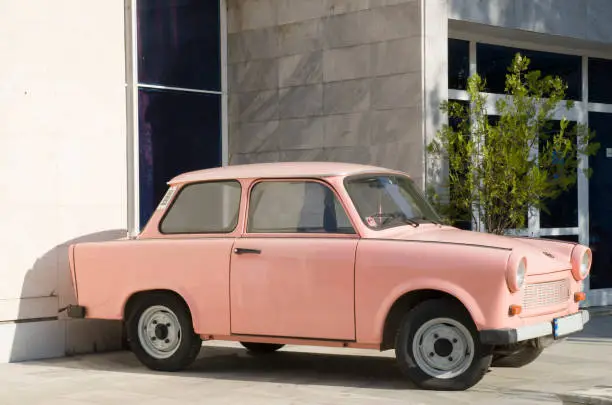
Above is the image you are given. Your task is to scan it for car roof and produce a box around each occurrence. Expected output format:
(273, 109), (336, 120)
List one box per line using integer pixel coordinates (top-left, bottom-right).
(168, 162), (405, 185)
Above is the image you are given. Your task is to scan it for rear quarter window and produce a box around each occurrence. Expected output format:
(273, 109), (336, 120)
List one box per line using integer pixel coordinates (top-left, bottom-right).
(160, 181), (241, 234)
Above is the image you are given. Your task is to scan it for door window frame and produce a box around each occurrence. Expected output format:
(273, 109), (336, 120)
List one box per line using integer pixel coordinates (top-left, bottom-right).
(125, 0), (229, 235)
(242, 178), (361, 239)
(158, 180), (242, 235)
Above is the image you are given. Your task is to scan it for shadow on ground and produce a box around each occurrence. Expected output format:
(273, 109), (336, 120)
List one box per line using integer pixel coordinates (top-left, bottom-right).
(19, 345), (572, 402)
(25, 346), (417, 390)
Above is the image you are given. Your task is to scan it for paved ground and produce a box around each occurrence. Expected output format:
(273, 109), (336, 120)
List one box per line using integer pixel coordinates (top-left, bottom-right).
(0, 316), (610, 405)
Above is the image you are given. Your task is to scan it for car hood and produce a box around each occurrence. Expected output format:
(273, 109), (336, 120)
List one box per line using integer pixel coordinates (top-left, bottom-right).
(379, 225), (572, 275)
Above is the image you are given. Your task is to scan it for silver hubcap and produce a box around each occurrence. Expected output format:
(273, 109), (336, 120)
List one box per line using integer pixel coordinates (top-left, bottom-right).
(137, 305), (182, 359)
(412, 318), (475, 379)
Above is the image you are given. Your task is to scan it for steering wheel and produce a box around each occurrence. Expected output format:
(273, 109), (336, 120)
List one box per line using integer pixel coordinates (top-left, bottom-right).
(365, 212), (403, 227)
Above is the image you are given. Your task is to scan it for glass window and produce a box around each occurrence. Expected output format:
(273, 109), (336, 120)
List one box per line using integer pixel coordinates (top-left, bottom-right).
(449, 39), (470, 90)
(137, 0), (221, 91)
(345, 175), (441, 230)
(477, 44), (582, 100)
(539, 121), (578, 228)
(447, 100), (472, 230)
(542, 235), (579, 243)
(160, 181), (241, 234)
(248, 182), (355, 234)
(588, 112), (612, 290)
(138, 88), (221, 226)
(589, 57), (612, 104)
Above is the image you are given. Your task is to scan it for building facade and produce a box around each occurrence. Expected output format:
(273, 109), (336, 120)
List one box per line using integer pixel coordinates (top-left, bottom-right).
(0, 0), (610, 362)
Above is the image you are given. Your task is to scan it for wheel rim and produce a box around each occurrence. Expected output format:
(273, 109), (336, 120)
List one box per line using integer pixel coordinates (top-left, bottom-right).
(411, 317), (475, 379)
(137, 305), (182, 359)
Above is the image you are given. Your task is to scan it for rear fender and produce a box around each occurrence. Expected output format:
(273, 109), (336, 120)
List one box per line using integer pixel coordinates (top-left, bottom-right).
(121, 288), (202, 333)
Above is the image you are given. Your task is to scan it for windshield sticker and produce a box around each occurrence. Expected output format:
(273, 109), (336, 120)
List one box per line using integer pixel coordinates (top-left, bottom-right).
(157, 186), (177, 210)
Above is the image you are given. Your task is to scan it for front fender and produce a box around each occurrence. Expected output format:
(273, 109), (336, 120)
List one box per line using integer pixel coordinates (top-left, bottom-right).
(372, 278), (487, 343)
(355, 239), (511, 344)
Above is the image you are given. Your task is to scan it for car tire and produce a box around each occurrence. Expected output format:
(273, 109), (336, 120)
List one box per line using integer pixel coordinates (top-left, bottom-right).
(126, 293), (202, 372)
(491, 345), (543, 368)
(395, 298), (492, 391)
(240, 342), (285, 354)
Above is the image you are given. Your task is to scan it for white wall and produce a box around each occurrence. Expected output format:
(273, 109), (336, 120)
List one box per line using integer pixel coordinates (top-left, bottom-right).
(0, 0), (127, 361)
(421, 0), (449, 193)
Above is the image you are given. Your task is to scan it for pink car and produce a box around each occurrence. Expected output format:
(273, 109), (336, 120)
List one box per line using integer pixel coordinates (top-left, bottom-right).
(67, 162), (591, 390)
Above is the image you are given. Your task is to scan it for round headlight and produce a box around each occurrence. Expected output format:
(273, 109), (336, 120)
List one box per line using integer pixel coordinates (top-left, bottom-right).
(506, 254), (527, 292)
(571, 246), (591, 281)
(580, 250), (591, 278)
(516, 258), (526, 289)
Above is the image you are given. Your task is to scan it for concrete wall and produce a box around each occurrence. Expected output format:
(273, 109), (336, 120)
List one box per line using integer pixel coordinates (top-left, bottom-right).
(227, 0), (429, 185)
(0, 0), (126, 361)
(449, 0), (612, 45)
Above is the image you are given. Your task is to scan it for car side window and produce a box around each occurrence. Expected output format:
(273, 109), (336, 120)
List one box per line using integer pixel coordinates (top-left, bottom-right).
(248, 181), (355, 234)
(160, 181), (241, 234)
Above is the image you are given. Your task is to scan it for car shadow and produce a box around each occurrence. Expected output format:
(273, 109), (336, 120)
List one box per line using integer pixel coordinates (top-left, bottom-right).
(10, 230), (127, 362)
(25, 345), (418, 390)
(19, 344), (594, 401)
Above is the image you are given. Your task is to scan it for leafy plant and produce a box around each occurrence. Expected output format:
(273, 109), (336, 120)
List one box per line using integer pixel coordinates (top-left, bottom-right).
(428, 53), (599, 235)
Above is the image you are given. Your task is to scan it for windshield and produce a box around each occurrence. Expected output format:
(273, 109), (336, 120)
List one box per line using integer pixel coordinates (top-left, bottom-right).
(344, 174), (442, 230)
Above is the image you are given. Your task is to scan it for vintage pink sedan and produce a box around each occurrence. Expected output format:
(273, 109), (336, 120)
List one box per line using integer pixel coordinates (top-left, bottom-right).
(67, 162), (591, 390)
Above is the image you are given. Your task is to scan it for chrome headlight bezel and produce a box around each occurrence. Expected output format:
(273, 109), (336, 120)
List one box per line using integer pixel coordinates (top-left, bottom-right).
(579, 250), (591, 279)
(516, 258), (526, 290)
(506, 254), (527, 293)
(571, 246), (592, 281)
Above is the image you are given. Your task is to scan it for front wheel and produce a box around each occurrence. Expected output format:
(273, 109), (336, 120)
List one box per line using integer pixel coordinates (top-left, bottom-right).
(126, 293), (202, 371)
(395, 299), (492, 391)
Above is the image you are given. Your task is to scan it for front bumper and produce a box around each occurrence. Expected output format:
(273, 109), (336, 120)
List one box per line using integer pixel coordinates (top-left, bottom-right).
(480, 310), (590, 346)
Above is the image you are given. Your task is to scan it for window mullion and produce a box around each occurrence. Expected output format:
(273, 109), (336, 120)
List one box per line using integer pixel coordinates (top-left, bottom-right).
(469, 41), (483, 232)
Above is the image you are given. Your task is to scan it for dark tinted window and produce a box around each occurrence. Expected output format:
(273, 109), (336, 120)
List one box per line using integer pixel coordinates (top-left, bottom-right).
(449, 39), (470, 90)
(539, 121), (578, 228)
(161, 181), (241, 234)
(477, 44), (582, 100)
(448, 100), (472, 230)
(138, 88), (221, 225)
(588, 112), (612, 289)
(248, 182), (355, 234)
(589, 58), (612, 104)
(137, 0), (221, 91)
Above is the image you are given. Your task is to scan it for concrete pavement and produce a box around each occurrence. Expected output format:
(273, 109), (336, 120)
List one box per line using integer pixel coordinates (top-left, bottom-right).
(0, 316), (610, 405)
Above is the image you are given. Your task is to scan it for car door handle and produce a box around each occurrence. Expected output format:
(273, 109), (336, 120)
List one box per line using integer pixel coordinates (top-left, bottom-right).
(234, 248), (262, 255)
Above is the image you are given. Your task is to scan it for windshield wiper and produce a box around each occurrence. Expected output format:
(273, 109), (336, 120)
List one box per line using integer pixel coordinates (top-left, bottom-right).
(411, 217), (443, 226)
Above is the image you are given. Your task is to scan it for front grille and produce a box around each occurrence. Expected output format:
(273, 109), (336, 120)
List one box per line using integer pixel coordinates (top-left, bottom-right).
(523, 279), (571, 310)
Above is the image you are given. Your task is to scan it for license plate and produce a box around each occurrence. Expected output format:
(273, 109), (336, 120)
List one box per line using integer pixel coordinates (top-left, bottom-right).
(553, 312), (584, 339)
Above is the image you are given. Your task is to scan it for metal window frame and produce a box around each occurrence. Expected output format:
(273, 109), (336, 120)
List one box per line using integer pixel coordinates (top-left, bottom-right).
(448, 35), (612, 303)
(125, 0), (229, 235)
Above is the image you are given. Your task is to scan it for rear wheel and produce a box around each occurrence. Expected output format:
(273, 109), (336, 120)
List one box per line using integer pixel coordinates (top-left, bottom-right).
(126, 293), (201, 371)
(395, 299), (492, 391)
(240, 342), (285, 354)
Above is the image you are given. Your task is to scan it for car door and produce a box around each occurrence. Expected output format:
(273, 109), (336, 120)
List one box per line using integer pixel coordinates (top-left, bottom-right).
(230, 179), (359, 341)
